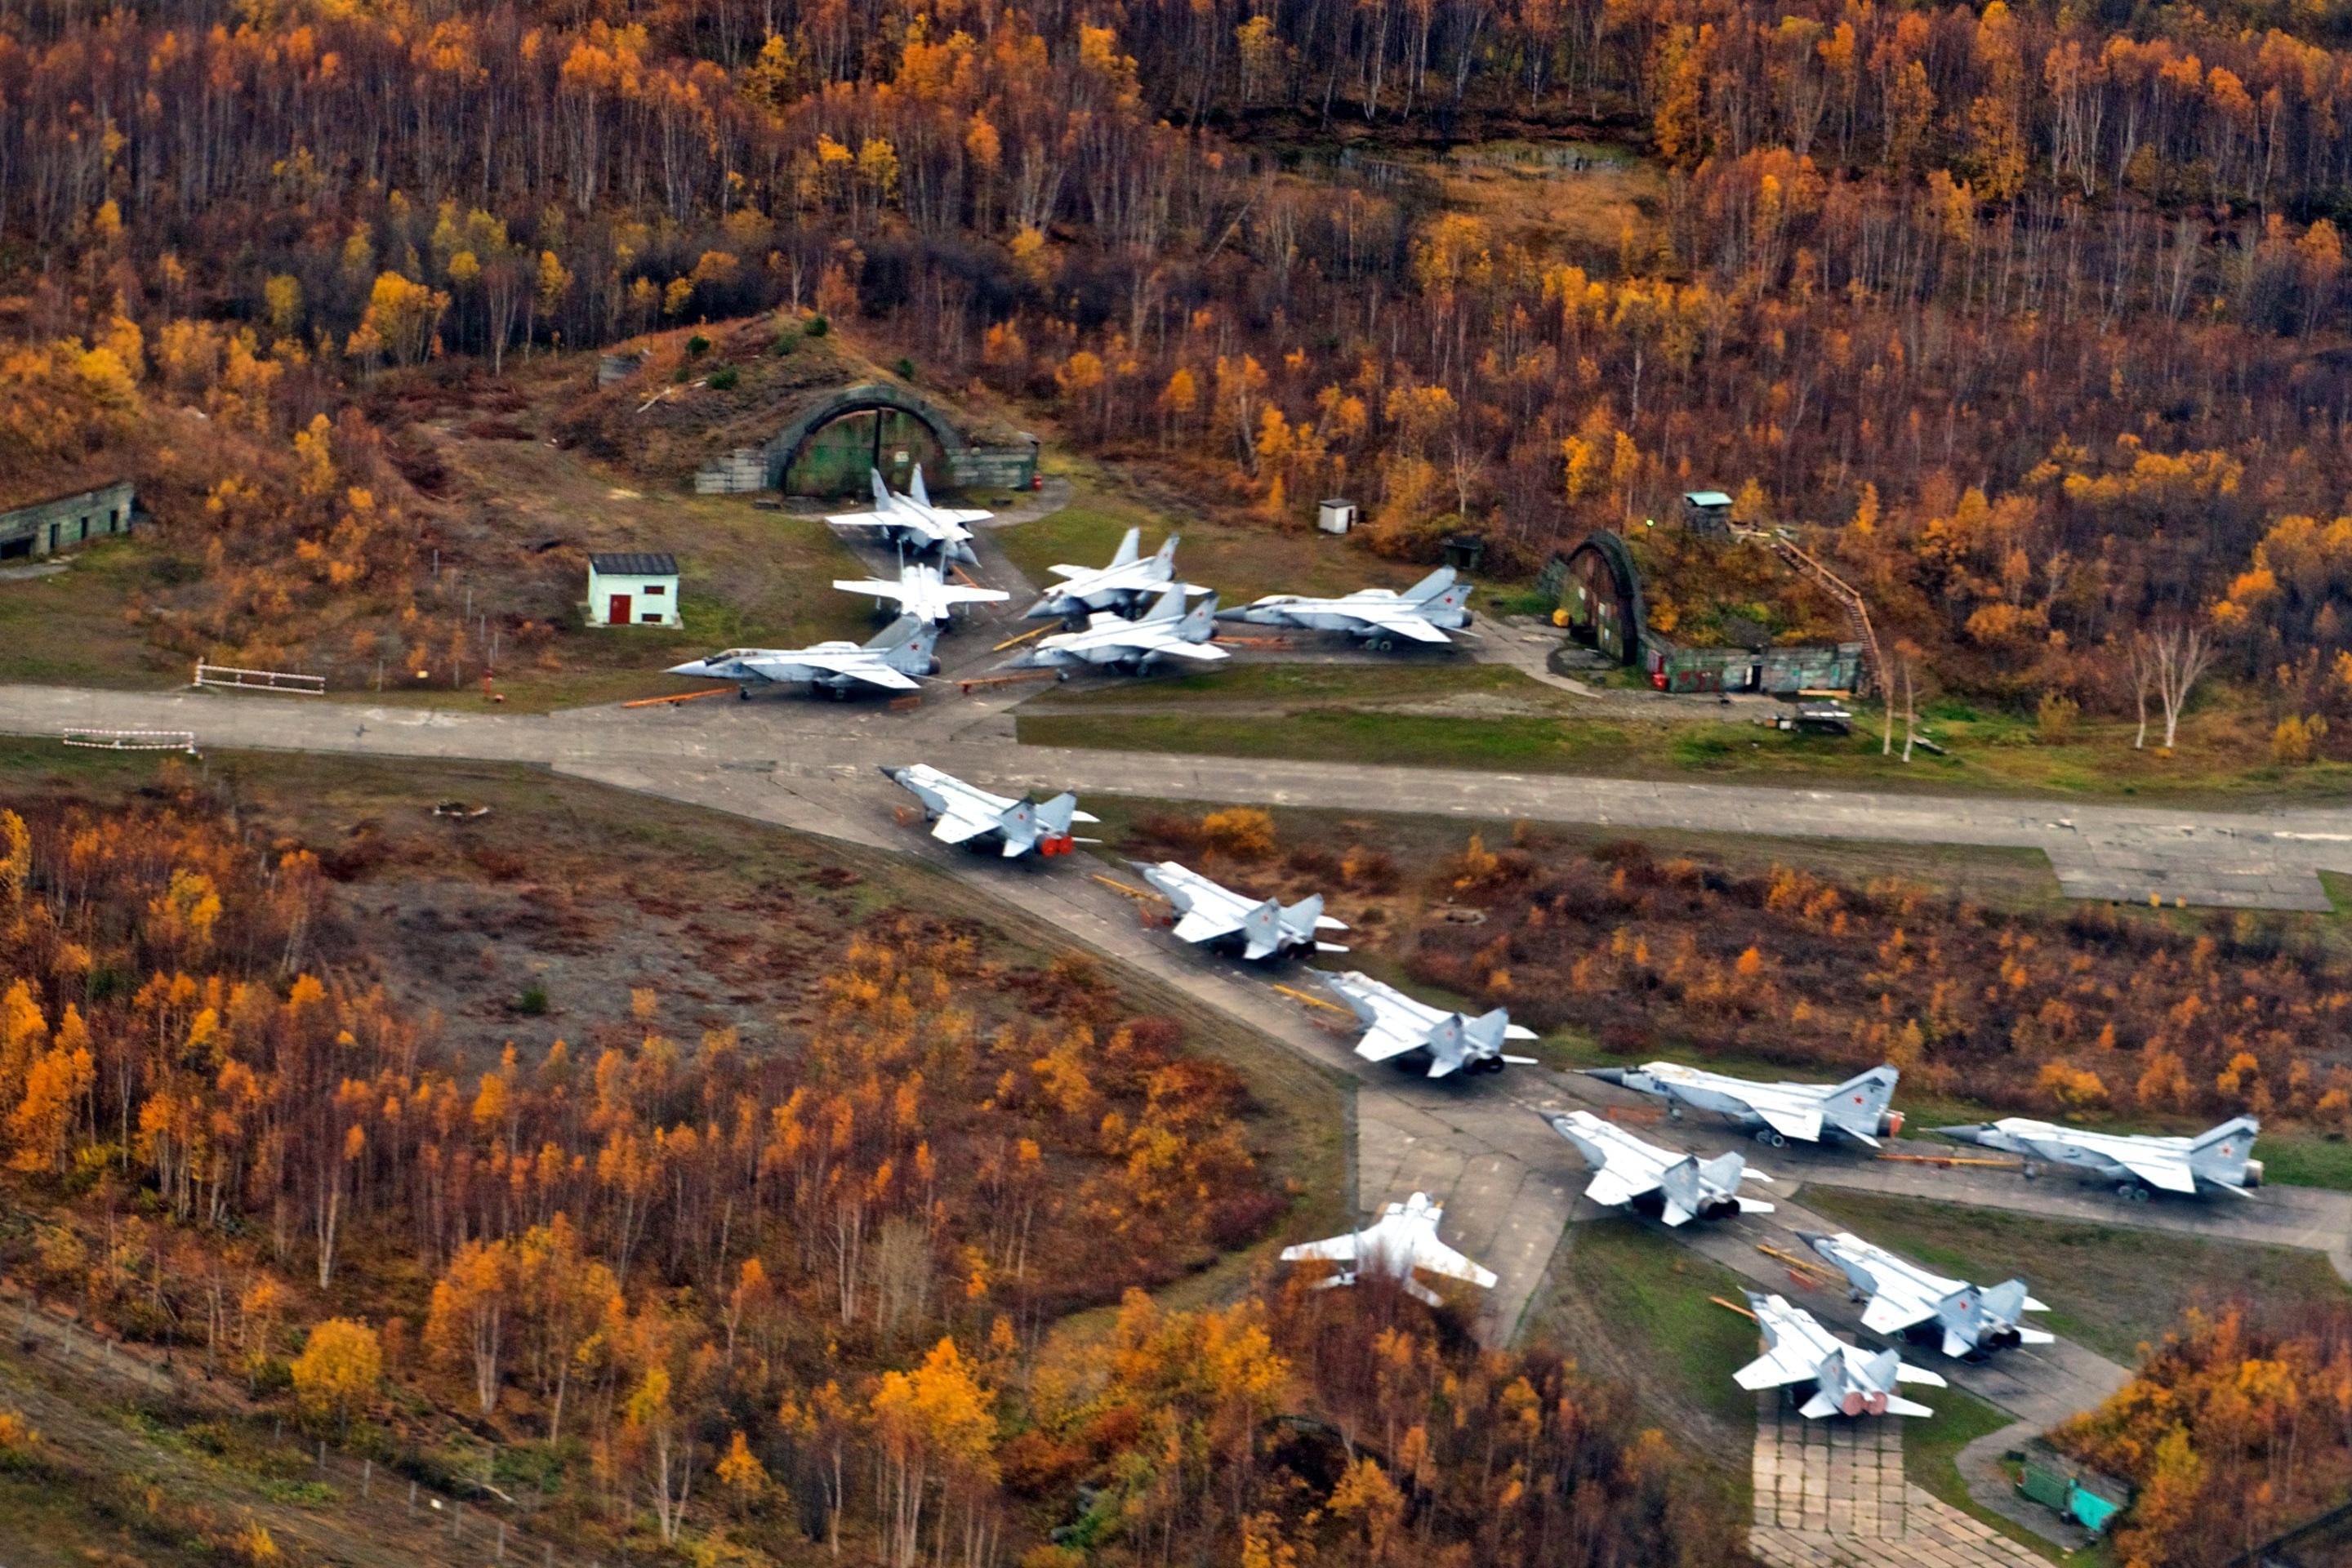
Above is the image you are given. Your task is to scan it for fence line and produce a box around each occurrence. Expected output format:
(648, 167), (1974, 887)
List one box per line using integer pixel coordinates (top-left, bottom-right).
(1, 1282), (626, 1567)
(61, 728), (199, 754)
(193, 662), (326, 695)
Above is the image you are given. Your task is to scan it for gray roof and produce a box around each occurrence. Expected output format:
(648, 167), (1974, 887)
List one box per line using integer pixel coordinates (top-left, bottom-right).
(589, 552), (678, 576)
(1683, 491), (1735, 508)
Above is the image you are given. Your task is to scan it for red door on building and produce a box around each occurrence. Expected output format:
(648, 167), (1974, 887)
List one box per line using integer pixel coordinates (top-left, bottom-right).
(608, 594), (632, 625)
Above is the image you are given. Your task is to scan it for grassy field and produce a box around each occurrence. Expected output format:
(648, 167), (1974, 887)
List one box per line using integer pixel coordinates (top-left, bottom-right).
(1801, 1188), (2350, 1364)
(1018, 680), (2352, 806)
(1902, 1387), (2082, 1564)
(0, 540), (190, 688)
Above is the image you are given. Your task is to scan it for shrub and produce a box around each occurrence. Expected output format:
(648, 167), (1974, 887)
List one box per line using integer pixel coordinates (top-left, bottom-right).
(1199, 808), (1276, 860)
(684, 334), (710, 357)
(707, 365), (739, 390)
(514, 983), (550, 1015)
(772, 332), (798, 356)
(803, 314), (829, 337)
(2273, 713), (2328, 764)
(2035, 690), (2079, 743)
(893, 356), (916, 381)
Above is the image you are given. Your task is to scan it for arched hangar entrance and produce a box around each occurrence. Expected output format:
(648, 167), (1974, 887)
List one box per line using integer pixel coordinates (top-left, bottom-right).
(764, 382), (972, 498)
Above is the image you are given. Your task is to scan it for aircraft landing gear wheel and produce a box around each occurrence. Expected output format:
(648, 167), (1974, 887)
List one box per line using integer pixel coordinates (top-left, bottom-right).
(1756, 1129), (1786, 1149)
(1373, 636), (1396, 653)
(1666, 1105), (1682, 1120)
(2118, 1182), (2149, 1203)
(737, 687), (751, 702)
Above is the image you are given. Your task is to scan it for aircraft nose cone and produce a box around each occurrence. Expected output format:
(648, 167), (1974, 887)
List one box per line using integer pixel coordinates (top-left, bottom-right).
(1792, 1231), (1830, 1249)
(1936, 1123), (1988, 1140)
(1583, 1068), (1629, 1086)
(1022, 599), (1058, 619)
(666, 661), (710, 676)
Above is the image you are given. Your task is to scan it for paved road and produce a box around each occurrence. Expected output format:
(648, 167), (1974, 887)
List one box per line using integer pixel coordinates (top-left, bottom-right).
(13, 681), (2352, 911)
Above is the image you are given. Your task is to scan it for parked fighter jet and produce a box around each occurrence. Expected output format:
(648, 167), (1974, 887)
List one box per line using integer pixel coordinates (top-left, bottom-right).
(1736, 1292), (1946, 1418)
(667, 616), (939, 698)
(833, 560), (1011, 626)
(1584, 1062), (1902, 1148)
(1024, 529), (1188, 620)
(1317, 970), (1536, 1077)
(826, 466), (990, 564)
(1936, 1116), (2262, 1200)
(1278, 1192), (1497, 1307)
(880, 764), (1097, 858)
(1540, 1110), (1775, 1225)
(1009, 588), (1228, 673)
(1218, 566), (1475, 650)
(1800, 1232), (2053, 1360)
(1132, 861), (1347, 961)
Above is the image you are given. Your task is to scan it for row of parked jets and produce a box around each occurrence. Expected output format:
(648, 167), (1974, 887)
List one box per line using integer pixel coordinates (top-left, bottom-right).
(666, 468), (1478, 694)
(865, 756), (2270, 1421)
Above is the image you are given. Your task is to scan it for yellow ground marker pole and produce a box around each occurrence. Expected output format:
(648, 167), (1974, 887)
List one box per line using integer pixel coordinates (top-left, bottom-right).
(1757, 1243), (1840, 1285)
(992, 623), (1051, 652)
(1091, 874), (1160, 902)
(1710, 1296), (1758, 1321)
(1272, 983), (1348, 1013)
(621, 687), (733, 709)
(1873, 1153), (2020, 1169)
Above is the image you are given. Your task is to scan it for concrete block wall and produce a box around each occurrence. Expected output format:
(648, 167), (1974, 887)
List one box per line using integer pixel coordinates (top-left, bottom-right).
(693, 448), (767, 494)
(0, 480), (137, 559)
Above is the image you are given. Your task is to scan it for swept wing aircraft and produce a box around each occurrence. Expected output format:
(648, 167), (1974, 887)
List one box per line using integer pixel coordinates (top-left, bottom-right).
(833, 560), (1011, 626)
(1132, 861), (1348, 961)
(1936, 1116), (2261, 1200)
(1584, 1061), (1902, 1148)
(1024, 528), (1189, 620)
(666, 616), (939, 697)
(1540, 1110), (1775, 1225)
(1218, 566), (1475, 651)
(1800, 1231), (2052, 1359)
(1009, 588), (1227, 673)
(1318, 970), (1536, 1077)
(1735, 1291), (1947, 1419)
(826, 466), (990, 564)
(1278, 1192), (1498, 1307)
(880, 764), (1096, 858)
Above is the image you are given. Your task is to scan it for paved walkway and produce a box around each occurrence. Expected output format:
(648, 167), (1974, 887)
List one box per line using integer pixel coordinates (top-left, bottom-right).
(1749, 1400), (2047, 1568)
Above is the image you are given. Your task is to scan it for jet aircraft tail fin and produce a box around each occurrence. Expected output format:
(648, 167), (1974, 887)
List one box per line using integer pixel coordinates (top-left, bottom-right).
(1033, 792), (1081, 839)
(871, 616), (941, 675)
(870, 467), (893, 506)
(908, 465), (933, 507)
(1828, 1065), (1903, 1139)
(1138, 586), (1187, 622)
(1107, 528), (1141, 568)
(2189, 1116), (2261, 1188)
(1177, 592), (1220, 642)
(1152, 533), (1179, 570)
(1402, 565), (1459, 603)
(1240, 898), (1285, 961)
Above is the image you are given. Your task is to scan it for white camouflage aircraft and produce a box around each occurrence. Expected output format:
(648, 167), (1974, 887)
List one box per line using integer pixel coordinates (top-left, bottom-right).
(1584, 1062), (1902, 1148)
(1317, 970), (1536, 1078)
(1800, 1231), (2052, 1360)
(1540, 1110), (1775, 1225)
(833, 560), (1011, 626)
(1735, 1292), (1947, 1419)
(1218, 565), (1475, 650)
(1279, 1192), (1498, 1307)
(1936, 1115), (2261, 1201)
(667, 616), (939, 698)
(1133, 861), (1348, 961)
(1009, 587), (1227, 673)
(1024, 528), (1190, 620)
(880, 764), (1097, 858)
(826, 466), (990, 564)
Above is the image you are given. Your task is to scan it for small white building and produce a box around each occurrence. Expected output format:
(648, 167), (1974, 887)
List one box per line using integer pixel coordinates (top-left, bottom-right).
(586, 553), (682, 628)
(1317, 498), (1357, 535)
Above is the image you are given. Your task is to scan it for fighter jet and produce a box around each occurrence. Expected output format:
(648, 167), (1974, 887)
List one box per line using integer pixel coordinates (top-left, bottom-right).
(1218, 566), (1474, 651)
(880, 764), (1097, 858)
(1583, 1061), (1902, 1148)
(666, 615), (939, 698)
(1318, 970), (1537, 1078)
(833, 560), (1011, 626)
(1009, 587), (1228, 673)
(1936, 1115), (2261, 1201)
(826, 466), (991, 564)
(1132, 861), (1348, 961)
(1540, 1110), (1775, 1225)
(1023, 529), (1190, 621)
(1278, 1192), (1498, 1307)
(1799, 1232), (2052, 1360)
(1735, 1291), (1947, 1418)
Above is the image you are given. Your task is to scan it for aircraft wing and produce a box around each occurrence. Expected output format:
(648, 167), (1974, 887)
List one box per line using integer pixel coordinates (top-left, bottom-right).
(1174, 908), (1241, 944)
(1146, 639), (1229, 661)
(1860, 1293), (1934, 1336)
(1348, 605), (1452, 643)
(1280, 1234), (1356, 1264)
(2112, 1149), (2199, 1195)
(922, 506), (992, 527)
(930, 811), (998, 846)
(791, 652), (919, 691)
(1734, 1343), (1817, 1391)
(1352, 1024), (1429, 1063)
(833, 577), (910, 600)
(1581, 1166), (1654, 1209)
(1414, 1237), (1499, 1290)
(1752, 1102), (1824, 1143)
(824, 510), (896, 530)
